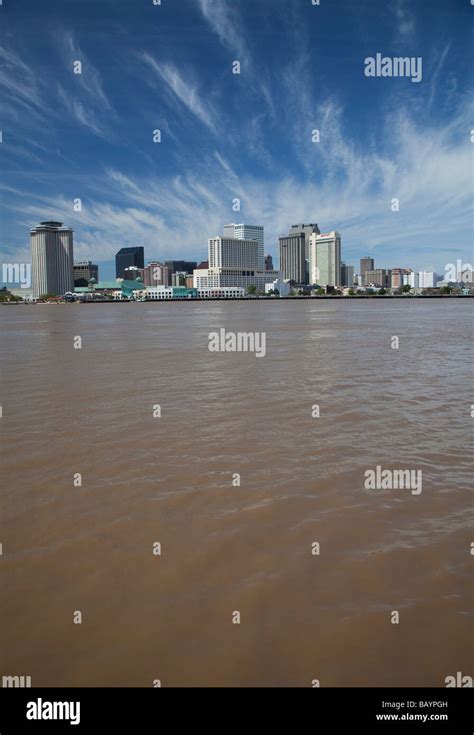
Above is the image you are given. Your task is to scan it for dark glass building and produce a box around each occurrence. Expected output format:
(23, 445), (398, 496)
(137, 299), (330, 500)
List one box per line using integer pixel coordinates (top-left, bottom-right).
(165, 260), (197, 275)
(279, 233), (306, 284)
(116, 247), (144, 279)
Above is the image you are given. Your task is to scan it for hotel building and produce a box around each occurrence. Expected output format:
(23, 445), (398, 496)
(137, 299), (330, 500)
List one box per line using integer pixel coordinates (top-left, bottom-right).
(143, 262), (171, 287)
(223, 224), (264, 269)
(31, 220), (74, 297)
(194, 233), (280, 290)
(309, 231), (342, 287)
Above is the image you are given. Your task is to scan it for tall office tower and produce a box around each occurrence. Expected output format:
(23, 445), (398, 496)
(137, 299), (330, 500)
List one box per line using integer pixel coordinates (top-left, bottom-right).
(347, 265), (354, 287)
(287, 224), (320, 282)
(73, 261), (98, 287)
(279, 232), (306, 283)
(115, 247), (144, 279)
(364, 269), (391, 288)
(264, 253), (273, 270)
(223, 224), (264, 270)
(360, 256), (374, 278)
(309, 231), (341, 287)
(31, 220), (74, 297)
(143, 262), (170, 287)
(340, 262), (354, 287)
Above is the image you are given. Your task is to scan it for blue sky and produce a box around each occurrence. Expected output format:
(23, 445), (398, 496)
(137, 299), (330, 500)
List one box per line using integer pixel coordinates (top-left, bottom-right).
(1, 0), (473, 281)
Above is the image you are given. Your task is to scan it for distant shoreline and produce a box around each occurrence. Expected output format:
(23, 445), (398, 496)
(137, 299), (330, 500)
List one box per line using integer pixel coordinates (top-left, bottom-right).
(2, 294), (472, 304)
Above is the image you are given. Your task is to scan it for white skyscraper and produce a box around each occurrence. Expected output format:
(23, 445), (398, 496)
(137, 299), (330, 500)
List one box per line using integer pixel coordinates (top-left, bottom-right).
(309, 231), (341, 287)
(403, 271), (416, 288)
(31, 220), (74, 297)
(417, 270), (437, 288)
(223, 224), (264, 270)
(209, 237), (261, 269)
(194, 231), (280, 290)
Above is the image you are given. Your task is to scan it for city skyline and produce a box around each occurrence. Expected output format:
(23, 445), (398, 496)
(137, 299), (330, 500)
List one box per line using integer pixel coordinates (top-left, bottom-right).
(19, 216), (454, 298)
(0, 0), (473, 281)
(3, 214), (454, 293)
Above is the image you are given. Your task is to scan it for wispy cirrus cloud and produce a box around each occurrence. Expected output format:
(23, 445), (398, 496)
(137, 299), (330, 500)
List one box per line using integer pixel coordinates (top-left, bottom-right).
(3, 94), (472, 275)
(53, 30), (114, 138)
(393, 0), (416, 39)
(0, 36), (113, 145)
(60, 31), (112, 110)
(195, 0), (248, 60)
(141, 53), (218, 134)
(0, 46), (44, 116)
(57, 84), (107, 138)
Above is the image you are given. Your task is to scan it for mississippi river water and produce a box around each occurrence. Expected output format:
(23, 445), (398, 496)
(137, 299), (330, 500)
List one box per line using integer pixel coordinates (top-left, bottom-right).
(1, 299), (472, 686)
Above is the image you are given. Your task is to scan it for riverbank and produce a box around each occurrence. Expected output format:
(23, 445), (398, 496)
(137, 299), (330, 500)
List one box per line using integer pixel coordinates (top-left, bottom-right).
(1, 294), (472, 304)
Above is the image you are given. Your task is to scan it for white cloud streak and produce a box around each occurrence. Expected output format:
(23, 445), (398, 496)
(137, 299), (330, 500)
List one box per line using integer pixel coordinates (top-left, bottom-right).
(3, 96), (472, 274)
(141, 53), (218, 134)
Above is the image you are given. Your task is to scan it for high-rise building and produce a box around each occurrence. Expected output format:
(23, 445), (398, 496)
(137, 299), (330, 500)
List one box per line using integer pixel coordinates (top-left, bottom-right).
(209, 237), (261, 269)
(265, 253), (273, 270)
(116, 247), (144, 279)
(279, 232), (306, 284)
(360, 256), (374, 278)
(165, 260), (197, 275)
(390, 268), (407, 289)
(287, 224), (320, 282)
(309, 231), (341, 287)
(172, 272), (187, 287)
(193, 232), (280, 290)
(73, 261), (98, 287)
(223, 223), (264, 243)
(143, 262), (170, 287)
(340, 262), (354, 287)
(403, 270), (416, 288)
(31, 220), (74, 297)
(223, 224), (264, 270)
(418, 270), (437, 288)
(364, 269), (391, 288)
